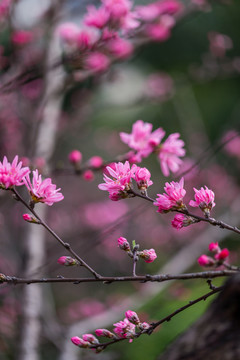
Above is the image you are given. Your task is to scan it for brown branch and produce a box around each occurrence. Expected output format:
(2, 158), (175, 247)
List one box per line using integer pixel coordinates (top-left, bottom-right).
(0, 269), (237, 286)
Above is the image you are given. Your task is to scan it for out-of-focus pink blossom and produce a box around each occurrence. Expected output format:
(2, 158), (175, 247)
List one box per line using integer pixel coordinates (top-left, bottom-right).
(98, 161), (136, 201)
(89, 156), (103, 168)
(144, 72), (174, 101)
(125, 310), (140, 325)
(57, 256), (78, 266)
(208, 32), (233, 58)
(135, 3), (161, 22)
(0, 0), (11, 19)
(139, 248), (157, 263)
(154, 177), (186, 213)
(0, 155), (30, 189)
(134, 166), (153, 190)
(85, 52), (110, 73)
(209, 242), (220, 253)
(82, 334), (99, 344)
(69, 150), (82, 164)
(118, 236), (131, 251)
(102, 0), (132, 20)
(158, 133), (185, 176)
(113, 318), (136, 339)
(198, 254), (215, 267)
(95, 329), (115, 338)
(83, 170), (94, 181)
(145, 22), (171, 42)
(120, 120), (165, 159)
(108, 38), (133, 59)
(158, 0), (183, 15)
(215, 248), (229, 261)
(189, 186), (215, 215)
(11, 30), (33, 45)
(57, 23), (79, 43)
(23, 170), (64, 206)
(71, 336), (90, 348)
(33, 157), (46, 172)
(171, 213), (195, 230)
(76, 30), (95, 50)
(222, 130), (240, 159)
(84, 5), (110, 29)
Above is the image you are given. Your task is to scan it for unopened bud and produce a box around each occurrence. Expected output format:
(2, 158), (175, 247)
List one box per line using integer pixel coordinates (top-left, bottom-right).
(69, 150), (82, 164)
(125, 310), (140, 325)
(138, 249), (157, 263)
(71, 336), (90, 348)
(139, 322), (150, 331)
(57, 256), (78, 266)
(82, 334), (99, 344)
(22, 213), (40, 224)
(118, 237), (131, 251)
(95, 329), (115, 338)
(198, 254), (215, 267)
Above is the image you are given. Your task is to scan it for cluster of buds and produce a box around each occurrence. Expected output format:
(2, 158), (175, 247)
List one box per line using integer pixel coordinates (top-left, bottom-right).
(68, 150), (103, 182)
(118, 237), (157, 263)
(71, 310), (150, 350)
(198, 242), (230, 267)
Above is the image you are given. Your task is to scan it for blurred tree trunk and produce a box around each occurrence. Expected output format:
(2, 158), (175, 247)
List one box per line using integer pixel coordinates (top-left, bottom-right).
(159, 274), (240, 360)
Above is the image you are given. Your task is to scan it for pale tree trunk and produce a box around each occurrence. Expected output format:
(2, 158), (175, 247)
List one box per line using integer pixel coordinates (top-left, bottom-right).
(18, 2), (65, 359)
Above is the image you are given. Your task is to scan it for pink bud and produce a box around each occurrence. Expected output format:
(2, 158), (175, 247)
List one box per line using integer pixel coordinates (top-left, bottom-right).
(58, 23), (79, 43)
(209, 242), (220, 253)
(215, 248), (229, 261)
(82, 333), (99, 344)
(139, 249), (157, 263)
(118, 237), (131, 251)
(198, 255), (215, 267)
(85, 52), (110, 73)
(83, 170), (94, 181)
(71, 336), (89, 348)
(12, 30), (33, 45)
(57, 256), (77, 266)
(20, 157), (30, 167)
(95, 329), (114, 338)
(125, 310), (140, 325)
(22, 214), (39, 224)
(69, 150), (82, 164)
(89, 156), (103, 168)
(139, 322), (150, 331)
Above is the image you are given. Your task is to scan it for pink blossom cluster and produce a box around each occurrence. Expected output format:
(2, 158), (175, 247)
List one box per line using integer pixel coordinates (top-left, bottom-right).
(71, 310), (150, 349)
(0, 155), (64, 206)
(189, 186), (215, 216)
(57, 0), (183, 73)
(0, 0), (11, 20)
(120, 120), (185, 176)
(98, 161), (153, 200)
(198, 242), (230, 267)
(154, 177), (186, 213)
(118, 237), (157, 263)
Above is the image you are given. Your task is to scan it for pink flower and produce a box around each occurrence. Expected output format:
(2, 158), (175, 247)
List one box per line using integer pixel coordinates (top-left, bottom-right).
(83, 170), (94, 181)
(57, 256), (78, 266)
(85, 52), (110, 73)
(215, 248), (229, 261)
(95, 329), (115, 338)
(171, 213), (193, 230)
(76, 30), (94, 50)
(125, 310), (140, 325)
(198, 255), (215, 267)
(102, 0), (132, 20)
(84, 5), (110, 29)
(69, 150), (82, 164)
(134, 166), (153, 190)
(113, 318), (136, 339)
(57, 23), (79, 43)
(108, 38), (133, 59)
(189, 186), (215, 215)
(139, 248), (157, 263)
(82, 334), (99, 344)
(118, 237), (131, 251)
(209, 242), (220, 253)
(144, 72), (174, 101)
(145, 23), (171, 42)
(71, 336), (90, 348)
(208, 31), (233, 58)
(89, 156), (103, 168)
(23, 170), (64, 206)
(158, 133), (185, 176)
(120, 120), (165, 159)
(11, 30), (33, 45)
(157, 0), (183, 15)
(0, 155), (30, 189)
(98, 161), (136, 201)
(154, 177), (186, 213)
(135, 4), (161, 22)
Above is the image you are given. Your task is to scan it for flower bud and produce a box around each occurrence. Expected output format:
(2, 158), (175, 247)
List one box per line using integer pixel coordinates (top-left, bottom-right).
(125, 310), (140, 325)
(71, 336), (90, 348)
(82, 333), (99, 344)
(215, 248), (229, 261)
(57, 256), (78, 266)
(95, 329), (115, 338)
(209, 242), (220, 253)
(138, 249), (157, 263)
(198, 254), (215, 267)
(83, 170), (94, 181)
(89, 156), (103, 168)
(69, 150), (82, 164)
(139, 322), (150, 331)
(22, 213), (39, 224)
(118, 237), (131, 251)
